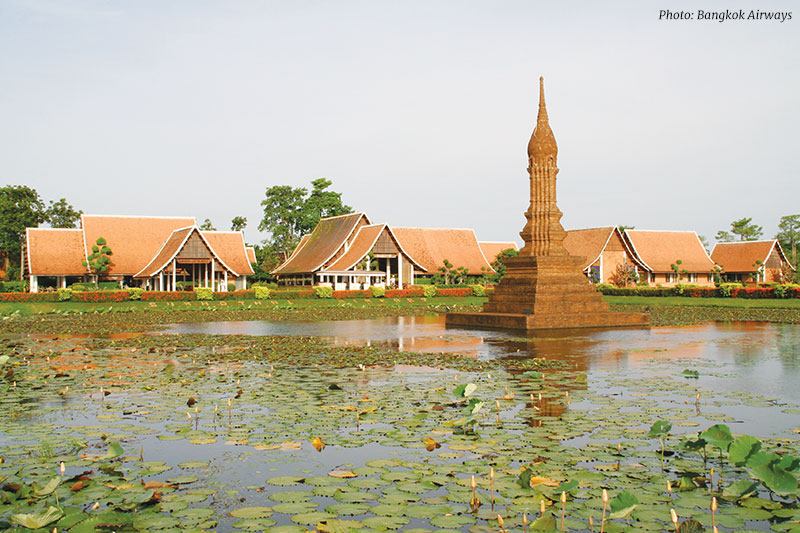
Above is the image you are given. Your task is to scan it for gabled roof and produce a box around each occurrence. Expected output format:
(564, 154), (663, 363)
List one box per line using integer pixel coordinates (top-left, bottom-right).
(202, 231), (255, 276)
(563, 227), (616, 269)
(392, 227), (494, 275)
(246, 247), (256, 264)
(81, 214), (196, 276)
(624, 230), (715, 273)
(711, 240), (795, 272)
(272, 213), (369, 275)
(478, 242), (518, 264)
(26, 228), (88, 276)
(135, 226), (239, 278)
(326, 225), (425, 272)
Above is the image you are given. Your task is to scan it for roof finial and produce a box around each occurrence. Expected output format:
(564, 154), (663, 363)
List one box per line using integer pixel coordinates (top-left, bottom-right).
(527, 76), (557, 163)
(537, 76), (548, 123)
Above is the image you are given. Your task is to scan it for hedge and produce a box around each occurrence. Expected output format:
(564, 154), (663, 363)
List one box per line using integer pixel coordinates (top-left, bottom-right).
(0, 292), (58, 302)
(71, 291), (129, 303)
(597, 285), (800, 299)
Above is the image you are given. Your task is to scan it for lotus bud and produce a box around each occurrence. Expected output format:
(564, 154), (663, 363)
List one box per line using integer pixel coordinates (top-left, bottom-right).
(713, 527), (719, 533)
(667, 479), (672, 494)
(186, 411), (192, 419)
(540, 499), (546, 514)
(471, 475), (476, 489)
(711, 496), (717, 511)
(602, 489), (608, 504)
(497, 515), (505, 528)
(670, 508), (678, 526)
(237, 378), (240, 386)
(538, 392), (542, 401)
(91, 502), (99, 510)
(561, 491), (567, 504)
(227, 398), (232, 407)
(523, 513), (528, 526)
(617, 442), (621, 453)
(589, 516), (594, 528)
(60, 461), (65, 475)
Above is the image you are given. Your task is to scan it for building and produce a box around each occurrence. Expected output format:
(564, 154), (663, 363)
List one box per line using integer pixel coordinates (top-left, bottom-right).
(622, 230), (715, 286)
(478, 242), (518, 264)
(563, 227), (647, 284)
(711, 240), (795, 284)
(271, 214), (496, 288)
(24, 215), (254, 292)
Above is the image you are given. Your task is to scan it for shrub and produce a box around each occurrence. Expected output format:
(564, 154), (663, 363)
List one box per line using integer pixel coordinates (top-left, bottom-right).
(0, 281), (28, 293)
(314, 286), (334, 299)
(470, 285), (486, 297)
(270, 290), (314, 300)
(216, 290), (255, 300)
(194, 287), (214, 301)
(774, 284), (800, 299)
(57, 288), (73, 301)
(423, 286), (436, 298)
(71, 291), (128, 303)
(437, 288), (474, 297)
(595, 283), (615, 292)
(227, 283), (236, 292)
(333, 290), (372, 299)
(371, 286), (386, 298)
(254, 286), (271, 300)
(140, 291), (195, 301)
(718, 283), (743, 298)
(731, 287), (775, 299)
(127, 287), (144, 301)
(0, 292), (58, 302)
(384, 289), (425, 298)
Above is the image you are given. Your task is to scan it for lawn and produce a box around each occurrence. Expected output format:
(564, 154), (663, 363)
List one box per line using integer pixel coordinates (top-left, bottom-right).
(603, 295), (800, 308)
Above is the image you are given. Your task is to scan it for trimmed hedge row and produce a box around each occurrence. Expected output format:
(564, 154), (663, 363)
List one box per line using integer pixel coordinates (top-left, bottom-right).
(0, 286), (494, 303)
(597, 285), (800, 299)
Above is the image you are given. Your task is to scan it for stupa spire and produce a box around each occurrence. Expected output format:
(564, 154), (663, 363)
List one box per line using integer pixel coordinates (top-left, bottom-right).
(527, 76), (558, 165)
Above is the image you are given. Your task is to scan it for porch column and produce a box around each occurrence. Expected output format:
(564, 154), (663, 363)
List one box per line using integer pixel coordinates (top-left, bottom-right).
(159, 272), (164, 291)
(29, 275), (38, 293)
(60, 276), (66, 289)
(172, 260), (177, 291)
(204, 263), (208, 288)
(386, 259), (391, 287)
(410, 267), (414, 286)
(397, 254), (404, 290)
(223, 270), (228, 291)
(242, 276), (247, 290)
(211, 260), (215, 291)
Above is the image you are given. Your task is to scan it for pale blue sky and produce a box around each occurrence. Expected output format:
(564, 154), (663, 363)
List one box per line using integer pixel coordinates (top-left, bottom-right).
(1, 0), (797, 247)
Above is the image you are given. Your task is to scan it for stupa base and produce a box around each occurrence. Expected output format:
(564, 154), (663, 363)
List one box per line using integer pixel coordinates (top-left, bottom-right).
(445, 310), (650, 332)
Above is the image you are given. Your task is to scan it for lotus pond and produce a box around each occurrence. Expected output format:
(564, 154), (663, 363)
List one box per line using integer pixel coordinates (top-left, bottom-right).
(1, 316), (799, 532)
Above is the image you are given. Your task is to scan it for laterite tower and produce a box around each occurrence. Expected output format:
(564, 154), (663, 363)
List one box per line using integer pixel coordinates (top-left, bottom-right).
(446, 78), (649, 330)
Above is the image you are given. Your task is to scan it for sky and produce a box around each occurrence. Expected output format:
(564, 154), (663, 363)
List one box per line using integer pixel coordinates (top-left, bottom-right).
(1, 0), (797, 249)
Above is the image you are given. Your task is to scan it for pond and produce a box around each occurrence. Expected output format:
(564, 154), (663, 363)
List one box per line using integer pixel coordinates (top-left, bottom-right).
(1, 318), (799, 531)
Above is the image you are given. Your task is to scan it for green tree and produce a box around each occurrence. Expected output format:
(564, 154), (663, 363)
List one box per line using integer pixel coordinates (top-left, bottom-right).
(199, 218), (216, 231)
(670, 259), (688, 283)
(230, 216), (247, 232)
(491, 248), (519, 283)
(259, 179), (353, 261)
(776, 214), (800, 267)
(82, 237), (113, 288)
(299, 178), (353, 234)
(0, 185), (48, 278)
(47, 198), (82, 228)
(617, 225), (635, 232)
(698, 234), (710, 252)
(718, 217), (763, 242)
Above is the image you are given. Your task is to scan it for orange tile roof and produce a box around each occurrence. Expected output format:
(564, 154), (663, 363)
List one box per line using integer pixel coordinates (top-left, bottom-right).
(26, 228), (88, 276)
(392, 227), (493, 275)
(287, 235), (311, 262)
(563, 227), (615, 269)
(272, 213), (369, 275)
(625, 230), (714, 273)
(81, 215), (196, 276)
(478, 242), (518, 264)
(246, 247), (256, 264)
(327, 225), (385, 271)
(135, 227), (195, 278)
(202, 231), (255, 276)
(711, 240), (793, 272)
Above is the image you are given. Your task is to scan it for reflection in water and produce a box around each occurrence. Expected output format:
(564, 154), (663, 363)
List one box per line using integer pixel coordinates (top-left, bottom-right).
(163, 316), (800, 419)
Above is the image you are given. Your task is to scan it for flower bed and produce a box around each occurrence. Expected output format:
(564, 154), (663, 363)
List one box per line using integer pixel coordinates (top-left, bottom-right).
(332, 290), (373, 299)
(384, 289), (425, 298)
(71, 291), (129, 303)
(140, 291), (195, 302)
(0, 292), (58, 302)
(215, 290), (255, 301)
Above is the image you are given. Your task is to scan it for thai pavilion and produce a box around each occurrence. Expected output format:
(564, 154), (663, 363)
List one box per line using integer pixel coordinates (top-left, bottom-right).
(271, 213), (508, 289)
(24, 215), (255, 292)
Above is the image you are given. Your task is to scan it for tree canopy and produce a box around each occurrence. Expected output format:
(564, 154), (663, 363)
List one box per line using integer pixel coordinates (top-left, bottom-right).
(259, 178), (352, 260)
(47, 198), (83, 228)
(230, 216), (247, 232)
(716, 217), (763, 242)
(776, 214), (800, 265)
(199, 218), (216, 231)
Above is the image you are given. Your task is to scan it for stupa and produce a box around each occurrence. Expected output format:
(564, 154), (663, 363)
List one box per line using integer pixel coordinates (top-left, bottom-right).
(446, 78), (649, 331)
